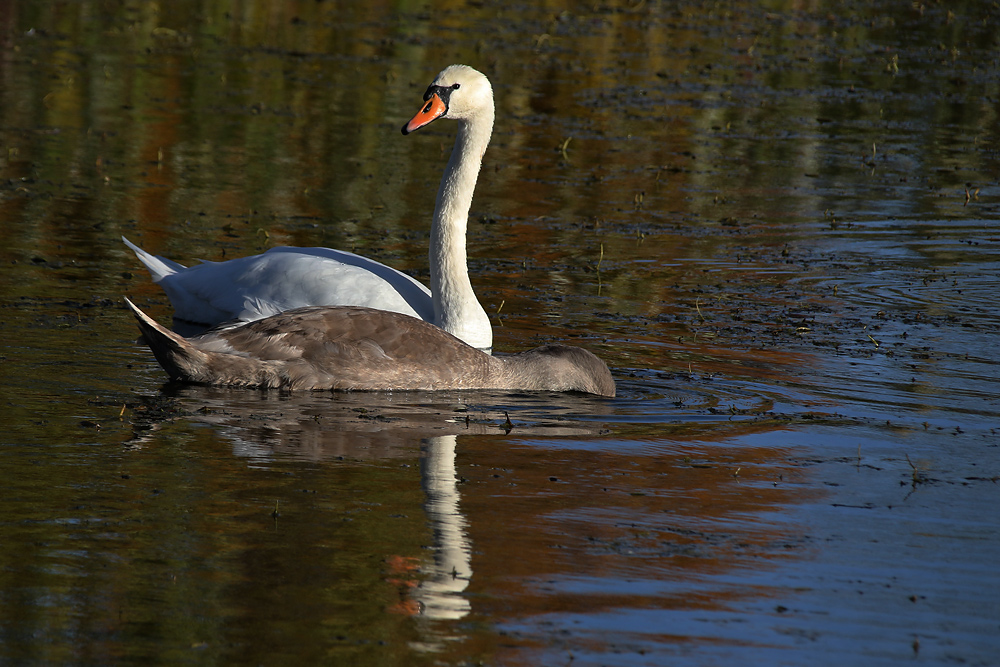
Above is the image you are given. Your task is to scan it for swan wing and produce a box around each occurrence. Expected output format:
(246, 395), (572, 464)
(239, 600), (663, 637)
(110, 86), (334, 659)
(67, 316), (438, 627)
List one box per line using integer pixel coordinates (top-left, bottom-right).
(127, 242), (434, 326)
(208, 306), (489, 391)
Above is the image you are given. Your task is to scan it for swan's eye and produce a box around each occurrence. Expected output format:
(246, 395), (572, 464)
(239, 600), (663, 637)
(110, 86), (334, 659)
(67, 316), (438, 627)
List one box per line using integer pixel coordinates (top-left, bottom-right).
(451, 83), (460, 90)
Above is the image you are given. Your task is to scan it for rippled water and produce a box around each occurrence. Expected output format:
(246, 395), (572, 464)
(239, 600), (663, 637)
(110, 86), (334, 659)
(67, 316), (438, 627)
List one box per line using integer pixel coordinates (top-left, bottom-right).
(1, 1), (999, 665)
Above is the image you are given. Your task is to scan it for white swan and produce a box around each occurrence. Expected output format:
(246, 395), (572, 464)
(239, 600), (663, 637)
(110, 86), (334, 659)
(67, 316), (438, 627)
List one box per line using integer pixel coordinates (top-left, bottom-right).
(123, 64), (494, 351)
(124, 299), (616, 397)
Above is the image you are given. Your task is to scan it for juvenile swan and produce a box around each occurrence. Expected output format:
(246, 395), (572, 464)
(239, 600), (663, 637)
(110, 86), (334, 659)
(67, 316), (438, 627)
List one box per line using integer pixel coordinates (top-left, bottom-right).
(125, 299), (616, 397)
(123, 64), (495, 351)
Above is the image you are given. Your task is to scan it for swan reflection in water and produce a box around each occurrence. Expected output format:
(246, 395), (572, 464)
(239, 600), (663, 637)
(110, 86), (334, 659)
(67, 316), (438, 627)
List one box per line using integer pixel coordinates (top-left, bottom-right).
(416, 435), (472, 620)
(128, 386), (611, 622)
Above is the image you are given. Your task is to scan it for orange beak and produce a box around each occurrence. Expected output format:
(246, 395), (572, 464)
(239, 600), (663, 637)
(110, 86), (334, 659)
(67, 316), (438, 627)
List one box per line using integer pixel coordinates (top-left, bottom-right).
(401, 93), (447, 135)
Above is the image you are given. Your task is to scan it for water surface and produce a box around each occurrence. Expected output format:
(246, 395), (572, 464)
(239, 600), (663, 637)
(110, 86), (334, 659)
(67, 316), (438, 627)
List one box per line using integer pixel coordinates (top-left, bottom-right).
(1, 1), (998, 665)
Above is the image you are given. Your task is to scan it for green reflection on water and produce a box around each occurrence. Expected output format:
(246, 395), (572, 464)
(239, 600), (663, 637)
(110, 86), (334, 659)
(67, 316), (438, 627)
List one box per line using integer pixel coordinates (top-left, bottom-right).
(1, 0), (999, 664)
(1, 419), (436, 665)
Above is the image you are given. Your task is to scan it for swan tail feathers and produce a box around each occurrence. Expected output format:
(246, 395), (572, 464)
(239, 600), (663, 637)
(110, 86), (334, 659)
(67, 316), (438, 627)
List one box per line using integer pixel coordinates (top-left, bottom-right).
(122, 236), (187, 282)
(125, 297), (210, 382)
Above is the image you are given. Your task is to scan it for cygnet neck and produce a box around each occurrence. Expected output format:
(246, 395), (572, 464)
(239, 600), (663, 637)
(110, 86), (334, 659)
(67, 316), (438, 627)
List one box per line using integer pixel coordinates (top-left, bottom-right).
(490, 345), (617, 397)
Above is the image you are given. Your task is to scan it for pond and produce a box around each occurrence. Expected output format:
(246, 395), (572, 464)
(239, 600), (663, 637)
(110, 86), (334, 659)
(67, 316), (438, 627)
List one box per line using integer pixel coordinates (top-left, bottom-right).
(1, 1), (998, 664)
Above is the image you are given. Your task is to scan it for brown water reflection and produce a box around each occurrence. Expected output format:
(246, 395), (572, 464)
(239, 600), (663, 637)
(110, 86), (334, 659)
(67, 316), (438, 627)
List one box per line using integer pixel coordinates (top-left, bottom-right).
(127, 390), (813, 663)
(2, 0), (999, 664)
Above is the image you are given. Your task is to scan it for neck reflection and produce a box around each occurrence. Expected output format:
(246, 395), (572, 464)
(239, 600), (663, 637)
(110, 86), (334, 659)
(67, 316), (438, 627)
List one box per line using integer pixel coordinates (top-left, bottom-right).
(415, 435), (472, 620)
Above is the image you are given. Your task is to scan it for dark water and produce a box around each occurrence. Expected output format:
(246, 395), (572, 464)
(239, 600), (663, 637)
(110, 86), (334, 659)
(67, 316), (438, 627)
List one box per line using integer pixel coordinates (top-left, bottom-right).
(2, 1), (999, 665)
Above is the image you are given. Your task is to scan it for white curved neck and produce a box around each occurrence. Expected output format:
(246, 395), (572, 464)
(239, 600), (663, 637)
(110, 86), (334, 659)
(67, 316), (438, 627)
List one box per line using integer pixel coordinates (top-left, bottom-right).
(429, 106), (494, 351)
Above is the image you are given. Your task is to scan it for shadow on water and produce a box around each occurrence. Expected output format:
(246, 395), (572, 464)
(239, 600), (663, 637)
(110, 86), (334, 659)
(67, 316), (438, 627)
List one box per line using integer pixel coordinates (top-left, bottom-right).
(1, 0), (999, 665)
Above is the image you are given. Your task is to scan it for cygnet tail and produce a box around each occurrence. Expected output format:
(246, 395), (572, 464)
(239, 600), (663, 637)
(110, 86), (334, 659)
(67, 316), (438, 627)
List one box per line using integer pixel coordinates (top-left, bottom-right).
(122, 236), (187, 282)
(125, 297), (209, 382)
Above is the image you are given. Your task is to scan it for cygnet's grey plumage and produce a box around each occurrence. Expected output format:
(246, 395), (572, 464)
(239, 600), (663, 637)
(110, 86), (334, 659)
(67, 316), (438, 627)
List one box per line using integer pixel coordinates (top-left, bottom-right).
(125, 299), (616, 397)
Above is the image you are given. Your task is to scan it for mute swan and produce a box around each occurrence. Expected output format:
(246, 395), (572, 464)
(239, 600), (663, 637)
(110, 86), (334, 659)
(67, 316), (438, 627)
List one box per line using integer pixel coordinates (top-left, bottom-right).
(124, 299), (616, 397)
(123, 64), (494, 351)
